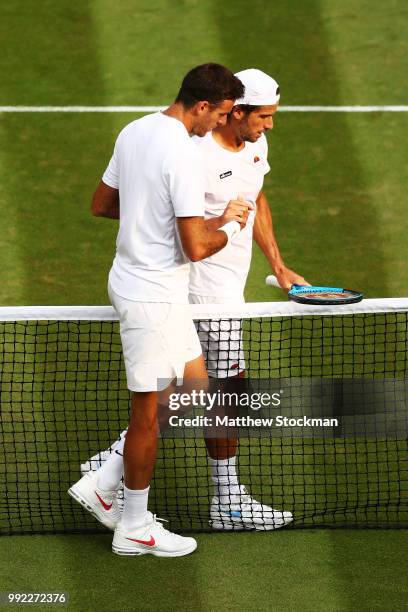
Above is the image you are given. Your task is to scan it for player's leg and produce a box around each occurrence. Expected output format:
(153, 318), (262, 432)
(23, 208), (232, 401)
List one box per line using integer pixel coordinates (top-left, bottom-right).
(204, 372), (242, 507)
(123, 391), (158, 489)
(113, 351), (205, 556)
(110, 297), (198, 557)
(196, 308), (293, 531)
(76, 352), (207, 516)
(112, 387), (197, 557)
(204, 377), (293, 531)
(69, 291), (198, 556)
(78, 389), (176, 490)
(72, 356), (207, 535)
(68, 298), (148, 530)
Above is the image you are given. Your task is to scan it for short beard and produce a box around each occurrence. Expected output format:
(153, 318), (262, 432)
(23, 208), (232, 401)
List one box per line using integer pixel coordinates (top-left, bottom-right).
(242, 133), (258, 143)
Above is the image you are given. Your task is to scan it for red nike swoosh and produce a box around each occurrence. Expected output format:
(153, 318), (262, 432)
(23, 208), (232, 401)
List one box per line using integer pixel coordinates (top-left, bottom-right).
(126, 536), (155, 547)
(95, 492), (113, 511)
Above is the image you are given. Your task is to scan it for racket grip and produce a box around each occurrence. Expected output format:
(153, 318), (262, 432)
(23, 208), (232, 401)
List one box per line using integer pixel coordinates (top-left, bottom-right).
(265, 274), (282, 288)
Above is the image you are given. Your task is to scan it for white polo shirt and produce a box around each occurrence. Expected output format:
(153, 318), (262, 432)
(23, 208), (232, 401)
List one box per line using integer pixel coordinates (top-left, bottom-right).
(103, 112), (205, 303)
(189, 132), (270, 298)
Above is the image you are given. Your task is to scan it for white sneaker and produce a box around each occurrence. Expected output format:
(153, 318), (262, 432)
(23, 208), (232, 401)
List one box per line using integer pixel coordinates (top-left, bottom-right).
(68, 470), (120, 530)
(209, 485), (293, 531)
(80, 450), (111, 475)
(80, 451), (125, 513)
(112, 512), (197, 557)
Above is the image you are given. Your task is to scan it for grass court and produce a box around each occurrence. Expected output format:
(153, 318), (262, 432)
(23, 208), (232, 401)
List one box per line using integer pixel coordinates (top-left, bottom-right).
(0, 1), (407, 610)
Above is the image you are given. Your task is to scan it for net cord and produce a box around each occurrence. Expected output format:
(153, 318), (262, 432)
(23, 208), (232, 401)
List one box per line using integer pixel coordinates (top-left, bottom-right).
(0, 298), (407, 321)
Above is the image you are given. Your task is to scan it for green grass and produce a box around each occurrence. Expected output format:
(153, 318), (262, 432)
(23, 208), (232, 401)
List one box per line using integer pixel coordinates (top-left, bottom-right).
(1, 531), (408, 612)
(1, 111), (407, 303)
(0, 0), (407, 610)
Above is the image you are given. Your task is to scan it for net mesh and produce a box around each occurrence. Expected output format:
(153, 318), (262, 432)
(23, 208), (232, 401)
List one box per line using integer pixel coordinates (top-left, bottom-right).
(0, 300), (407, 535)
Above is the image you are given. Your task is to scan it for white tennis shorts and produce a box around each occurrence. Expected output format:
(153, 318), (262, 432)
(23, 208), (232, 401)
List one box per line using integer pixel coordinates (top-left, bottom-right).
(189, 294), (246, 378)
(109, 285), (202, 392)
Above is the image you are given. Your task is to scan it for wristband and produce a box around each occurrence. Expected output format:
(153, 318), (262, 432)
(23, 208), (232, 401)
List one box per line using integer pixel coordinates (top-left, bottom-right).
(217, 220), (240, 243)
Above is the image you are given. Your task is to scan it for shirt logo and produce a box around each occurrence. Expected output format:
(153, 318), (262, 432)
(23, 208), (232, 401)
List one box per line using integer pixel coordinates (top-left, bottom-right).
(220, 170), (232, 179)
(254, 156), (260, 163)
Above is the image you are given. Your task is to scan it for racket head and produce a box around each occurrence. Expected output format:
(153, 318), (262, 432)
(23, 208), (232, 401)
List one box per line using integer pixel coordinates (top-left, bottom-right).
(288, 285), (363, 305)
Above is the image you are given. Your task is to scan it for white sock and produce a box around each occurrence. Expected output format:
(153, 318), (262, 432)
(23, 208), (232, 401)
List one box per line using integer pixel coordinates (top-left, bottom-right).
(121, 486), (150, 530)
(96, 431), (126, 491)
(209, 456), (241, 504)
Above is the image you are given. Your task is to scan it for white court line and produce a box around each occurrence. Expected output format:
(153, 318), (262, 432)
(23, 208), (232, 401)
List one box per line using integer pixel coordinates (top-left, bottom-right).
(0, 105), (407, 113)
(0, 106), (165, 113)
(280, 106), (408, 112)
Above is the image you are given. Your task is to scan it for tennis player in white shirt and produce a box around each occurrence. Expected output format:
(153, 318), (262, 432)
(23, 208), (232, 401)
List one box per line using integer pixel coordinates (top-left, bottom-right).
(72, 68), (306, 536)
(68, 63), (249, 557)
(190, 69), (306, 530)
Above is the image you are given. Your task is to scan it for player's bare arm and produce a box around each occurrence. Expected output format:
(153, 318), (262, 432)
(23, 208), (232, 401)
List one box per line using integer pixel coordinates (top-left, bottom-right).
(253, 190), (308, 290)
(177, 217), (227, 261)
(91, 181), (120, 219)
(177, 202), (248, 262)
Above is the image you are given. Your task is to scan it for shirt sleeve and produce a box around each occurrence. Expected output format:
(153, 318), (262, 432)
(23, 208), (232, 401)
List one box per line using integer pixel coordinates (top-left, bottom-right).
(102, 134), (121, 189)
(166, 143), (206, 217)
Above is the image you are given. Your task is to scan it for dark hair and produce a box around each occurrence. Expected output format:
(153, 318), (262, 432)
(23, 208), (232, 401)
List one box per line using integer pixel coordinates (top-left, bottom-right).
(175, 63), (244, 108)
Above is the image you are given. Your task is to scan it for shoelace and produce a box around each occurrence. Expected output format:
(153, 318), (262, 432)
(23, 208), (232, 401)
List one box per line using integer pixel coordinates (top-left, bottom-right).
(150, 515), (184, 540)
(150, 515), (169, 531)
(96, 487), (117, 502)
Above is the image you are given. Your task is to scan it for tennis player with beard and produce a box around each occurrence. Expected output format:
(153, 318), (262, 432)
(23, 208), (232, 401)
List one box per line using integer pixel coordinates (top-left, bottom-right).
(189, 69), (307, 530)
(73, 69), (306, 535)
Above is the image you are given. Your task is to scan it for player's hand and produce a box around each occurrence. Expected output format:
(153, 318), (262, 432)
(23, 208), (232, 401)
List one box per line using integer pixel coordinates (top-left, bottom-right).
(274, 268), (310, 292)
(221, 196), (253, 229)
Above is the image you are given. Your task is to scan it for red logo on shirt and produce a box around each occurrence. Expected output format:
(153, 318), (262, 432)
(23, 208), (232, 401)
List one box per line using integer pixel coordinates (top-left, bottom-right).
(254, 156), (260, 163)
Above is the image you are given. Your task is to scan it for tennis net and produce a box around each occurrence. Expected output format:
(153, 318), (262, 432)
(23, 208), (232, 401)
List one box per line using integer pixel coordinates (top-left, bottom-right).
(0, 300), (407, 535)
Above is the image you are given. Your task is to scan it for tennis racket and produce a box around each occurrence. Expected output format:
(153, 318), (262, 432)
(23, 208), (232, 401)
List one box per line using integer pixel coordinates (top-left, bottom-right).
(265, 275), (363, 305)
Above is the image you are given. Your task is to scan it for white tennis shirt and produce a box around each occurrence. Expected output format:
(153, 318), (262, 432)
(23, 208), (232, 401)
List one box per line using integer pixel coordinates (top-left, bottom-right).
(103, 113), (205, 303)
(189, 132), (270, 298)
